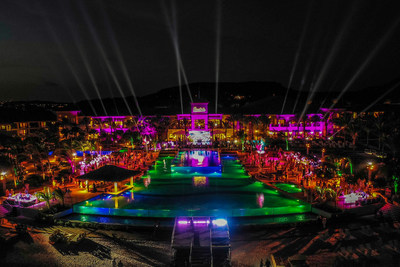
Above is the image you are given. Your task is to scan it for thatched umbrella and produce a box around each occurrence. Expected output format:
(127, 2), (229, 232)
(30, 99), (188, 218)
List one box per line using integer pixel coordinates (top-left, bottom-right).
(76, 165), (142, 192)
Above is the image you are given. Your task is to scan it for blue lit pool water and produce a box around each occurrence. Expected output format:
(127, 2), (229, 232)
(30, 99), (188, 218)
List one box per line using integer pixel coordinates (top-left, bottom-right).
(72, 150), (311, 218)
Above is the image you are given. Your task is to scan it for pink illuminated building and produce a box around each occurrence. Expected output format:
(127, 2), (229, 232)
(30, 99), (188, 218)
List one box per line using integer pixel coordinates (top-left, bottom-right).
(91, 116), (131, 133)
(176, 103), (223, 144)
(55, 104), (337, 143)
(268, 113), (327, 139)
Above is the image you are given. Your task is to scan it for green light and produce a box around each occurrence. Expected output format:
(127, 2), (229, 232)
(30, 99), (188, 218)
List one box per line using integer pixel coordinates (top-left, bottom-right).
(72, 150), (311, 220)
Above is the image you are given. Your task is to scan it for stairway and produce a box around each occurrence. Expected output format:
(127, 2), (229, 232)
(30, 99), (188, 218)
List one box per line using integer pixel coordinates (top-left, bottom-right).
(190, 247), (212, 267)
(212, 248), (230, 267)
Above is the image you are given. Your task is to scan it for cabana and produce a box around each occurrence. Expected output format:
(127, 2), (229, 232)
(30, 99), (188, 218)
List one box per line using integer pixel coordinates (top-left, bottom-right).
(76, 165), (142, 194)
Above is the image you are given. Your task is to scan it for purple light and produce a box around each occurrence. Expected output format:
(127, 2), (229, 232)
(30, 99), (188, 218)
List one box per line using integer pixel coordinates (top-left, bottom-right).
(257, 193), (264, 208)
(177, 219), (210, 225)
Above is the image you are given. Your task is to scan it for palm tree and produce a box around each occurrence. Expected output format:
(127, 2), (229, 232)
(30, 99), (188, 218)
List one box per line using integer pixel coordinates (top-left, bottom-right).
(373, 115), (388, 152)
(36, 187), (52, 209)
(221, 119), (231, 142)
(72, 140), (94, 160)
(332, 113), (361, 148)
(255, 114), (271, 137)
(55, 140), (76, 173)
(358, 114), (372, 147)
(24, 135), (50, 180)
(181, 118), (190, 143)
(228, 113), (245, 137)
(0, 132), (24, 187)
(59, 118), (73, 140)
(150, 115), (171, 143)
(53, 187), (66, 207)
(79, 117), (91, 137)
(235, 130), (247, 151)
(120, 131), (141, 149)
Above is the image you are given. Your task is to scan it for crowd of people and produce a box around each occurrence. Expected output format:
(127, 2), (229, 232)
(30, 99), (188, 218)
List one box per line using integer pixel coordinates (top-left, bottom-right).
(239, 145), (387, 208)
(75, 150), (157, 176)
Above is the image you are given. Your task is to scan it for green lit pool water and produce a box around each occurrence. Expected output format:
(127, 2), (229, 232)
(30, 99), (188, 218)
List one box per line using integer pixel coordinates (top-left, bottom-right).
(73, 150), (310, 218)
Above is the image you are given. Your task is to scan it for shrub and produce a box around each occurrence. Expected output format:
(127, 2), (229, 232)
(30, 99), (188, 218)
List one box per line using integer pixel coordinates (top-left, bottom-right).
(49, 230), (68, 244)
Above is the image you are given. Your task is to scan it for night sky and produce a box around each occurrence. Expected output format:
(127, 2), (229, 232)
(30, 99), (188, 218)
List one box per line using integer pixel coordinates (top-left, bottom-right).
(1, 0), (400, 102)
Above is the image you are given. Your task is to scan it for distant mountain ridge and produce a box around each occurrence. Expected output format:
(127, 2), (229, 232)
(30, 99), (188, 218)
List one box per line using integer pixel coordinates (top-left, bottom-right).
(2, 80), (399, 117)
(74, 80), (400, 116)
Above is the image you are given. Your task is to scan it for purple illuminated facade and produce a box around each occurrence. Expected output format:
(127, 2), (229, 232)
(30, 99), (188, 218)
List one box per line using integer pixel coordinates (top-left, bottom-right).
(91, 116), (131, 133)
(54, 104), (337, 142)
(268, 113), (327, 138)
(177, 103), (223, 131)
(175, 103), (224, 144)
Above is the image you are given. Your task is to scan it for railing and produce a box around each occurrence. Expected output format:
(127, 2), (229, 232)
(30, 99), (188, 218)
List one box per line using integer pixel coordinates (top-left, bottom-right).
(210, 225), (213, 267)
(189, 238), (193, 265)
(73, 204), (311, 218)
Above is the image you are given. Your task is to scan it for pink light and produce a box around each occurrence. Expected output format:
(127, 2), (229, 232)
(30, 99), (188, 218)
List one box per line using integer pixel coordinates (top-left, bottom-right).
(194, 220), (210, 224)
(177, 219), (210, 225)
(257, 193), (264, 208)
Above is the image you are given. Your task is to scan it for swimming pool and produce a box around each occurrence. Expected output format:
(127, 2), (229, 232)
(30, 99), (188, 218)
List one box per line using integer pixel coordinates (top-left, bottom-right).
(73, 150), (311, 218)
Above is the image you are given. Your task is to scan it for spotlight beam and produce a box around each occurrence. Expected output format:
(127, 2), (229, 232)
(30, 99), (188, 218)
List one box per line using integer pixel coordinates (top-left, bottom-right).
(281, 2), (311, 114)
(102, 63), (120, 116)
(292, 61), (311, 114)
(362, 80), (400, 113)
(40, 7), (97, 116)
(79, 2), (134, 116)
(215, 0), (222, 113)
(61, 1), (108, 116)
(161, 0), (193, 103)
(327, 17), (400, 113)
(298, 7), (354, 123)
(99, 3), (143, 117)
(171, 0), (183, 114)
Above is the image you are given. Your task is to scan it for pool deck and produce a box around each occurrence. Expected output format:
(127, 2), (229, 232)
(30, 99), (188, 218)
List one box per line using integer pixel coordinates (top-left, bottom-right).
(59, 149), (317, 226)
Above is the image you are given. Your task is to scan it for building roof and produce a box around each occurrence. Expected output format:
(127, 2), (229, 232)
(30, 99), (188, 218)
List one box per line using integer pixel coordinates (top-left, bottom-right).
(76, 165), (142, 182)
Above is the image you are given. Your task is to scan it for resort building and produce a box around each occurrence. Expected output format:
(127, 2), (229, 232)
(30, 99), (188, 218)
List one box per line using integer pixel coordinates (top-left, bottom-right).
(168, 102), (231, 144)
(0, 109), (57, 138)
(5, 103), (342, 143)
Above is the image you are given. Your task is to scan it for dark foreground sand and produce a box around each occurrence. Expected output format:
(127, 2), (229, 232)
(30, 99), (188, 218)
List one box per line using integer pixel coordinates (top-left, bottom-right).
(2, 217), (400, 267)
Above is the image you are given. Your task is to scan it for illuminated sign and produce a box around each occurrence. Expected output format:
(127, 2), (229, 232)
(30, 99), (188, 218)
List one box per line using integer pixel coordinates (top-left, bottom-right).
(192, 107), (207, 113)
